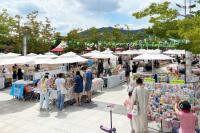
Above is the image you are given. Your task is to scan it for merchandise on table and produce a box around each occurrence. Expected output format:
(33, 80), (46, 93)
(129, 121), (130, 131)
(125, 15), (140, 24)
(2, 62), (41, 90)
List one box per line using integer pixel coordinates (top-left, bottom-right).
(103, 71), (125, 88)
(145, 82), (200, 132)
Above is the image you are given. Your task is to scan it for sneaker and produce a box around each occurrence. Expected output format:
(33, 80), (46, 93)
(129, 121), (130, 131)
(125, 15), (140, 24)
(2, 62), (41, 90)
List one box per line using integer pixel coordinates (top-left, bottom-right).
(85, 100), (90, 103)
(89, 99), (92, 103)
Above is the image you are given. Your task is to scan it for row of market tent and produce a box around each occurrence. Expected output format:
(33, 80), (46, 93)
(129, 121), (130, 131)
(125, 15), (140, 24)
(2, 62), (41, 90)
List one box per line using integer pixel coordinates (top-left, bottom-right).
(0, 49), (186, 65)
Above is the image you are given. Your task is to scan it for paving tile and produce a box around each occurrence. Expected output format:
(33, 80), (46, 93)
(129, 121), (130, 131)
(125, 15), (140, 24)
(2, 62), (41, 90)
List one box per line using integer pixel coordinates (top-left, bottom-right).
(0, 84), (161, 133)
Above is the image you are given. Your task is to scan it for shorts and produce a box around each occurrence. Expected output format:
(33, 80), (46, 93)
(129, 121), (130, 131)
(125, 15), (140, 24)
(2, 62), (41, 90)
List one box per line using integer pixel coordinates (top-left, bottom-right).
(85, 82), (92, 92)
(127, 113), (132, 120)
(125, 72), (130, 77)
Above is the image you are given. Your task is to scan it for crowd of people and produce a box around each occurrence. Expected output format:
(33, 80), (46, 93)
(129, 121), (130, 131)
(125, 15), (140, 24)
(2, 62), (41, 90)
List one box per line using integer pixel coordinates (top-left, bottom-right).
(38, 66), (93, 111)
(2, 53), (199, 133)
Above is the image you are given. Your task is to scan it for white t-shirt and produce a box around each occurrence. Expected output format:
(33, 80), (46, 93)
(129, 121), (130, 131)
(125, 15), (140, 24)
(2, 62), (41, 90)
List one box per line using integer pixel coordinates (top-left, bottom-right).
(55, 78), (66, 94)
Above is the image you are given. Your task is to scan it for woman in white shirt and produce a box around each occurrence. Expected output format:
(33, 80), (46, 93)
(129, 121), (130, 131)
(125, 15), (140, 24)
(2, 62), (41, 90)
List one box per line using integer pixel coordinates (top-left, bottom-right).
(55, 73), (66, 111)
(131, 78), (149, 133)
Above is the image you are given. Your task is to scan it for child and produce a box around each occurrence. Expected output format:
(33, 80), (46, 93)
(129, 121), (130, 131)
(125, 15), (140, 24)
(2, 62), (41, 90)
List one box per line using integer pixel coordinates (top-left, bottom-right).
(173, 100), (199, 133)
(124, 91), (134, 133)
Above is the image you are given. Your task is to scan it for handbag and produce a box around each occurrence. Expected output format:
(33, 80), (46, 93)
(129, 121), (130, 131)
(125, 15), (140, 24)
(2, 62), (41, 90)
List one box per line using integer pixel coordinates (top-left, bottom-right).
(61, 88), (68, 94)
(132, 88), (139, 116)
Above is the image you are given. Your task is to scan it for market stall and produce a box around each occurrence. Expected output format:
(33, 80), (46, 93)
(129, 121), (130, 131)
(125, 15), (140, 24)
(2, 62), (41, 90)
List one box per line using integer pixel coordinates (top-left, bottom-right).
(143, 80), (200, 132)
(103, 71), (125, 88)
(134, 53), (173, 74)
(49, 78), (104, 102)
(89, 52), (126, 88)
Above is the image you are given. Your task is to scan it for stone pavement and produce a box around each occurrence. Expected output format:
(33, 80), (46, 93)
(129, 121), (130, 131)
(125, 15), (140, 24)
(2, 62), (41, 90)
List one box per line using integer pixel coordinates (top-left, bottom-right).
(0, 84), (158, 133)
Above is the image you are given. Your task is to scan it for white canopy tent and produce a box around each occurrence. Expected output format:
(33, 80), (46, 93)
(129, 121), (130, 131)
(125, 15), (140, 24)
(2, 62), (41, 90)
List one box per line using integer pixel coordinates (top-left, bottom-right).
(0, 56), (54, 65)
(34, 54), (48, 59)
(0, 58), (18, 65)
(163, 50), (185, 55)
(44, 52), (58, 58)
(0, 52), (21, 59)
(10, 56), (35, 64)
(27, 53), (37, 57)
(33, 53), (58, 59)
(31, 58), (55, 64)
(134, 53), (173, 74)
(82, 50), (101, 58)
(134, 53), (173, 60)
(60, 52), (76, 58)
(52, 52), (88, 64)
(102, 48), (113, 54)
(115, 50), (134, 55)
(91, 53), (118, 59)
(139, 49), (161, 54)
(115, 49), (161, 55)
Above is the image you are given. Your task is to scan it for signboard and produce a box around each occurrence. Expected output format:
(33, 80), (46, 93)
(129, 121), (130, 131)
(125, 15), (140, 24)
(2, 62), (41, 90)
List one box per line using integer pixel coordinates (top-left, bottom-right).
(144, 77), (155, 83)
(10, 84), (24, 98)
(170, 80), (185, 85)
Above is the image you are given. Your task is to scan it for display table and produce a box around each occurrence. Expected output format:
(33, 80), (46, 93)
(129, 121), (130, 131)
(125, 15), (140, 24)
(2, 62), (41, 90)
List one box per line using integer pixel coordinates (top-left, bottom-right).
(49, 78), (103, 101)
(92, 78), (104, 91)
(49, 88), (74, 102)
(0, 76), (5, 90)
(33, 67), (66, 80)
(146, 82), (199, 132)
(10, 80), (33, 98)
(103, 71), (125, 88)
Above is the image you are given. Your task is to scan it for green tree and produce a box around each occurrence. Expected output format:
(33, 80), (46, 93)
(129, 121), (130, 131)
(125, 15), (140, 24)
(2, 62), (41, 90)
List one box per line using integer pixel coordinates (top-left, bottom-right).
(0, 9), (16, 52)
(25, 11), (54, 53)
(133, 2), (179, 39)
(177, 15), (200, 54)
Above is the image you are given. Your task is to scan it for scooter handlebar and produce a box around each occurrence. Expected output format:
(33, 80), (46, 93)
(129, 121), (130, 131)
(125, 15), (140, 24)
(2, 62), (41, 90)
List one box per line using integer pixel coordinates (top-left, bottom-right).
(107, 104), (115, 108)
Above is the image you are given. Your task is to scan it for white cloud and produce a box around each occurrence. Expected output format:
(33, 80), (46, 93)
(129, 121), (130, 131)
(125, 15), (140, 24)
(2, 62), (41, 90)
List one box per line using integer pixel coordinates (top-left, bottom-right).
(0, 0), (113, 35)
(0, 0), (198, 35)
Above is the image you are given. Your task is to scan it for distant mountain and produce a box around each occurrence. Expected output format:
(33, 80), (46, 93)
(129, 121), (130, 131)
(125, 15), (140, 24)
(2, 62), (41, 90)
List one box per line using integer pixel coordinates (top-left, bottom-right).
(79, 27), (145, 36)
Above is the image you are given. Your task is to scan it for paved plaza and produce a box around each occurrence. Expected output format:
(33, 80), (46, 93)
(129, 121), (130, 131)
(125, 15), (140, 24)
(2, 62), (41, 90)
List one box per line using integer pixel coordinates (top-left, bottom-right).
(0, 84), (158, 133)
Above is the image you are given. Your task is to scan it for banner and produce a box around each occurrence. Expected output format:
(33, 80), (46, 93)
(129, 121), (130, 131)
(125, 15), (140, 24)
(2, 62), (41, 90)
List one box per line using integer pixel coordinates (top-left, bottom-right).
(10, 84), (24, 98)
(170, 80), (185, 85)
(144, 77), (155, 83)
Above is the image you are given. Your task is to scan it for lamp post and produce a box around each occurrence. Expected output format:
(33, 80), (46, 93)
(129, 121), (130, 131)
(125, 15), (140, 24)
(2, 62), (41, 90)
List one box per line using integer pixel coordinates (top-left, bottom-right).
(175, 0), (196, 83)
(23, 23), (30, 56)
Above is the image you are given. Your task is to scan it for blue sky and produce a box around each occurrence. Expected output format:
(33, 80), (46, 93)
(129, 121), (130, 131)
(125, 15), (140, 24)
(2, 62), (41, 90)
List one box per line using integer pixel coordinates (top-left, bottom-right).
(0, 0), (198, 35)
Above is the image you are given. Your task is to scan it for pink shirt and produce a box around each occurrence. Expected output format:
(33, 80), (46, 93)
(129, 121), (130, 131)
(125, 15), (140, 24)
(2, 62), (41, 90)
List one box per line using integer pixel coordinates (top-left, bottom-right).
(124, 98), (132, 112)
(177, 111), (197, 133)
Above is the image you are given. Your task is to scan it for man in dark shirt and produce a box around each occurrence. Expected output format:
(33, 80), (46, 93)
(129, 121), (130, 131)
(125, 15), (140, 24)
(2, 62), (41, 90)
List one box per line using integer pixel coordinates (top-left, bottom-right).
(97, 60), (104, 77)
(132, 62), (139, 73)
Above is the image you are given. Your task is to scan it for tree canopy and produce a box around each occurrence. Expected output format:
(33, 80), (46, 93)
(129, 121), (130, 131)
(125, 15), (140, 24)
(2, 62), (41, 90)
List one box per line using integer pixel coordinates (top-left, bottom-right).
(0, 2), (199, 54)
(132, 1), (200, 54)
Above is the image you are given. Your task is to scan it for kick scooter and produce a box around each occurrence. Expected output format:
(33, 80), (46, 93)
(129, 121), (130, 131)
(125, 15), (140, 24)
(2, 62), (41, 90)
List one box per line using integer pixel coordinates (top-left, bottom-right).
(100, 104), (116, 133)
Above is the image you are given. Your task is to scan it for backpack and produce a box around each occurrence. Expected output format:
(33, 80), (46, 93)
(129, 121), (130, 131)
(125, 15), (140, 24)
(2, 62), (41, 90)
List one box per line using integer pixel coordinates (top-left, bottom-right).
(40, 79), (47, 93)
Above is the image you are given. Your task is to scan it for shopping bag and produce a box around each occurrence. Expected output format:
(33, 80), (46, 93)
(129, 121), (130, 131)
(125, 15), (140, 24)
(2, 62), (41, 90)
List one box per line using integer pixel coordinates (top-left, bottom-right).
(132, 89), (139, 117)
(171, 120), (180, 128)
(61, 88), (68, 95)
(132, 104), (139, 116)
(162, 119), (172, 132)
